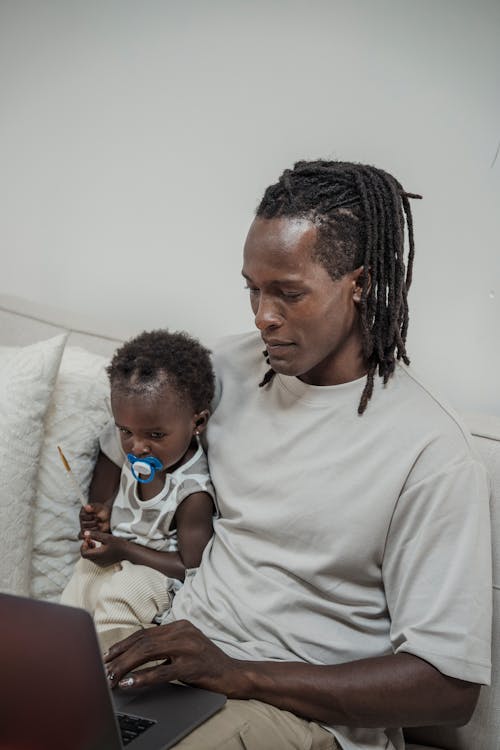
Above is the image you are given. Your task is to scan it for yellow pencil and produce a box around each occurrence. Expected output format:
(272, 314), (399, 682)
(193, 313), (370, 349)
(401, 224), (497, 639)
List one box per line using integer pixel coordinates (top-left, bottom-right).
(57, 446), (88, 506)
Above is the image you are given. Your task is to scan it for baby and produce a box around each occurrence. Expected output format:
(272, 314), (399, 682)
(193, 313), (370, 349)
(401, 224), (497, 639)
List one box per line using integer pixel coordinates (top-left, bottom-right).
(61, 329), (216, 652)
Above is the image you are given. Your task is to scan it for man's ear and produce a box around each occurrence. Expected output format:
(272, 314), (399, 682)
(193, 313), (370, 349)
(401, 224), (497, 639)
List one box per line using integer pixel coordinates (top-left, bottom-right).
(352, 266), (371, 303)
(193, 409), (210, 436)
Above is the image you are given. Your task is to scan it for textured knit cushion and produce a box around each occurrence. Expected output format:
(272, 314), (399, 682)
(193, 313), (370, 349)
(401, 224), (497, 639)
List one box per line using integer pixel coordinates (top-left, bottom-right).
(30, 346), (111, 601)
(0, 335), (67, 596)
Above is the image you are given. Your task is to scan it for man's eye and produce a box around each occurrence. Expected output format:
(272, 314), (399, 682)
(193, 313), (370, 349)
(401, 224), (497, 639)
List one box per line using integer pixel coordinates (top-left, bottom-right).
(244, 285), (259, 294)
(281, 291), (304, 300)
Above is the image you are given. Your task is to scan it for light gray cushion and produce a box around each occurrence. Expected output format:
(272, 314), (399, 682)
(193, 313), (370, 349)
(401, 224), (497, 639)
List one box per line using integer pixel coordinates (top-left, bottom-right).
(30, 346), (111, 601)
(0, 335), (67, 596)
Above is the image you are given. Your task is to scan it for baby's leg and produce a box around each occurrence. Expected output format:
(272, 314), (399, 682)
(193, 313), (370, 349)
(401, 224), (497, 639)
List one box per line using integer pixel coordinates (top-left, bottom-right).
(94, 561), (172, 653)
(60, 558), (111, 613)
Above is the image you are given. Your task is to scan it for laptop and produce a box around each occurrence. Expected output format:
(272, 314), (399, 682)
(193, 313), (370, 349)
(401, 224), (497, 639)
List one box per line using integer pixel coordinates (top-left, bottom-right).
(0, 592), (226, 750)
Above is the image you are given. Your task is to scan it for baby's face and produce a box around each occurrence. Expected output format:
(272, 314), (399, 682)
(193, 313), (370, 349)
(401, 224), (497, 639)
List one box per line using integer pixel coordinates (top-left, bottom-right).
(111, 382), (197, 474)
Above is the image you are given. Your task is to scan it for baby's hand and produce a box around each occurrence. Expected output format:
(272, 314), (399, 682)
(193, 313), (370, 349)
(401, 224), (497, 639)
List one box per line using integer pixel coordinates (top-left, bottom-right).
(79, 502), (111, 537)
(81, 530), (125, 567)
(80, 530), (100, 552)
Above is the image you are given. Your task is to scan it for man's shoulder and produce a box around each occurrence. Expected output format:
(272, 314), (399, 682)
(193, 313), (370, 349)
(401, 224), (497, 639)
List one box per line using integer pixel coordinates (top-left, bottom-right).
(211, 331), (264, 376)
(392, 364), (467, 428)
(212, 330), (261, 355)
(383, 363), (475, 461)
(208, 331), (266, 412)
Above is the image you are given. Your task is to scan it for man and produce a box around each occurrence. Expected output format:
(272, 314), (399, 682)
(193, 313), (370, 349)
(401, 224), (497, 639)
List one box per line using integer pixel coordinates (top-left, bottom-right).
(98, 161), (491, 750)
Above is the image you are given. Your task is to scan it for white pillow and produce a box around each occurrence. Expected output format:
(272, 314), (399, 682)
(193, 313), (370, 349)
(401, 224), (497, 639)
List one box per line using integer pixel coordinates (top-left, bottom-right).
(30, 346), (112, 601)
(0, 335), (67, 596)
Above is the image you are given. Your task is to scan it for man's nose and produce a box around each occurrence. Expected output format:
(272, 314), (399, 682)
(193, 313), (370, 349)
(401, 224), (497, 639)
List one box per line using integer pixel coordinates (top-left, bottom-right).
(254, 295), (281, 330)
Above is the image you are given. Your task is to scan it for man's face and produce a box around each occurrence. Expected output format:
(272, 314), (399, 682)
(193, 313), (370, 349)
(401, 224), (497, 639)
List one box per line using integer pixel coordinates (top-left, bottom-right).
(242, 216), (366, 386)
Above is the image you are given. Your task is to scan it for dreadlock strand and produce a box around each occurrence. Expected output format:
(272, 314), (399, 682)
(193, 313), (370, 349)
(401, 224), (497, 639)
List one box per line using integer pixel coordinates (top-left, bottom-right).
(367, 169), (390, 371)
(358, 363), (376, 415)
(259, 367), (276, 388)
(352, 169), (376, 361)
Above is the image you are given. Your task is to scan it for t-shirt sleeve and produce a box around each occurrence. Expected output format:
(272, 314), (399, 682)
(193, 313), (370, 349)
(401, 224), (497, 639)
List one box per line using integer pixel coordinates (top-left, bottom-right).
(99, 419), (125, 467)
(382, 454), (492, 685)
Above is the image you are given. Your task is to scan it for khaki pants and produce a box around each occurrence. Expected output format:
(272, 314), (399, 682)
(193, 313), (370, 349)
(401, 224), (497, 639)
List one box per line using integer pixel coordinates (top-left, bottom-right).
(60, 557), (171, 652)
(173, 699), (340, 750)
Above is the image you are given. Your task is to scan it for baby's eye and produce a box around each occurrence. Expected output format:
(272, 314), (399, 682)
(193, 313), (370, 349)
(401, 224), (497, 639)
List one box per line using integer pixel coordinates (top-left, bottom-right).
(149, 432), (166, 440)
(117, 426), (131, 436)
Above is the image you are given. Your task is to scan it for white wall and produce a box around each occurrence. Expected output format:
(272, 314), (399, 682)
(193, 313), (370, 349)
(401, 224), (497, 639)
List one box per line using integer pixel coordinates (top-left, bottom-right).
(1, 0), (499, 415)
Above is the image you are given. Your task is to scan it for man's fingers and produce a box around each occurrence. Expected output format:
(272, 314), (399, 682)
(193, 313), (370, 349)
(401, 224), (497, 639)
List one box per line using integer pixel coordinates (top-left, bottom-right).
(105, 628), (176, 685)
(104, 629), (145, 662)
(117, 663), (174, 690)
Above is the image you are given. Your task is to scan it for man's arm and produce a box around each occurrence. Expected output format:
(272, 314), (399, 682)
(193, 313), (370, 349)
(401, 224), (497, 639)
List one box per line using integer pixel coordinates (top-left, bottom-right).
(104, 620), (480, 728)
(233, 649), (480, 727)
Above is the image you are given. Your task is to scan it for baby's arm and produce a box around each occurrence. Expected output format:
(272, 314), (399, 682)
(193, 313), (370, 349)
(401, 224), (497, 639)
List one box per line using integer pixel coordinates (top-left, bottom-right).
(79, 450), (121, 537)
(82, 491), (214, 578)
(173, 490), (215, 570)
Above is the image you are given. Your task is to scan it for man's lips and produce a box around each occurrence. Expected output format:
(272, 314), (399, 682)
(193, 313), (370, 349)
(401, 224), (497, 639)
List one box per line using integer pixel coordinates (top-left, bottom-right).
(263, 339), (295, 352)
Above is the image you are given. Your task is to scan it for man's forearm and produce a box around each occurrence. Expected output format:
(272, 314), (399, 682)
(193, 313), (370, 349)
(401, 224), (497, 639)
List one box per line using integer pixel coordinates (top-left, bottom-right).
(104, 622), (481, 730)
(229, 652), (479, 728)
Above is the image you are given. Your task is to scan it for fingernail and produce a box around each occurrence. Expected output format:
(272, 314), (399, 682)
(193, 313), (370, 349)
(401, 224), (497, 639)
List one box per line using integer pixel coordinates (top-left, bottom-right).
(119, 677), (134, 688)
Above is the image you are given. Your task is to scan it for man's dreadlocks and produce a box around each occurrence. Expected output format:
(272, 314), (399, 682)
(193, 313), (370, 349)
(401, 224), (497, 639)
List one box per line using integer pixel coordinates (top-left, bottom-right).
(255, 160), (421, 414)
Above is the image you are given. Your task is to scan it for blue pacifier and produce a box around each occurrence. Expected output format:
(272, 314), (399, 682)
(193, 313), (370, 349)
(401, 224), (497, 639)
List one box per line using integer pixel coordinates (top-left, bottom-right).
(127, 453), (164, 484)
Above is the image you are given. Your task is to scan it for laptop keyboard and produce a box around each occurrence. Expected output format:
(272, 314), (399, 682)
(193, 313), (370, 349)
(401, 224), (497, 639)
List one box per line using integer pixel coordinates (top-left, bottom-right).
(116, 711), (156, 745)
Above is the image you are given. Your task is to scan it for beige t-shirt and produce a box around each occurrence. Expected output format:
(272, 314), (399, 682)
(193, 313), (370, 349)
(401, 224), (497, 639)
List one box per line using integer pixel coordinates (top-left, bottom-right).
(102, 331), (492, 750)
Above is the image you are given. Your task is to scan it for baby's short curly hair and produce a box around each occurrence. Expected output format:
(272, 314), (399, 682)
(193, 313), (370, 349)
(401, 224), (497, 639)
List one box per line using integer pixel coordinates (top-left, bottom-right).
(107, 329), (215, 413)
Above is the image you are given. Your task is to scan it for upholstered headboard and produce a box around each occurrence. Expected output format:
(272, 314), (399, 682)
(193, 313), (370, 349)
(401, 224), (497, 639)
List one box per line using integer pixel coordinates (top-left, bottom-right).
(0, 293), (126, 356)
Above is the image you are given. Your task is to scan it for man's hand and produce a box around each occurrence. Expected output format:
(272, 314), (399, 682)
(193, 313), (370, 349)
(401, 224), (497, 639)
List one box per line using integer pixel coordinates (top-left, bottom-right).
(80, 530), (128, 567)
(79, 502), (111, 537)
(102, 621), (481, 728)
(104, 620), (243, 695)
